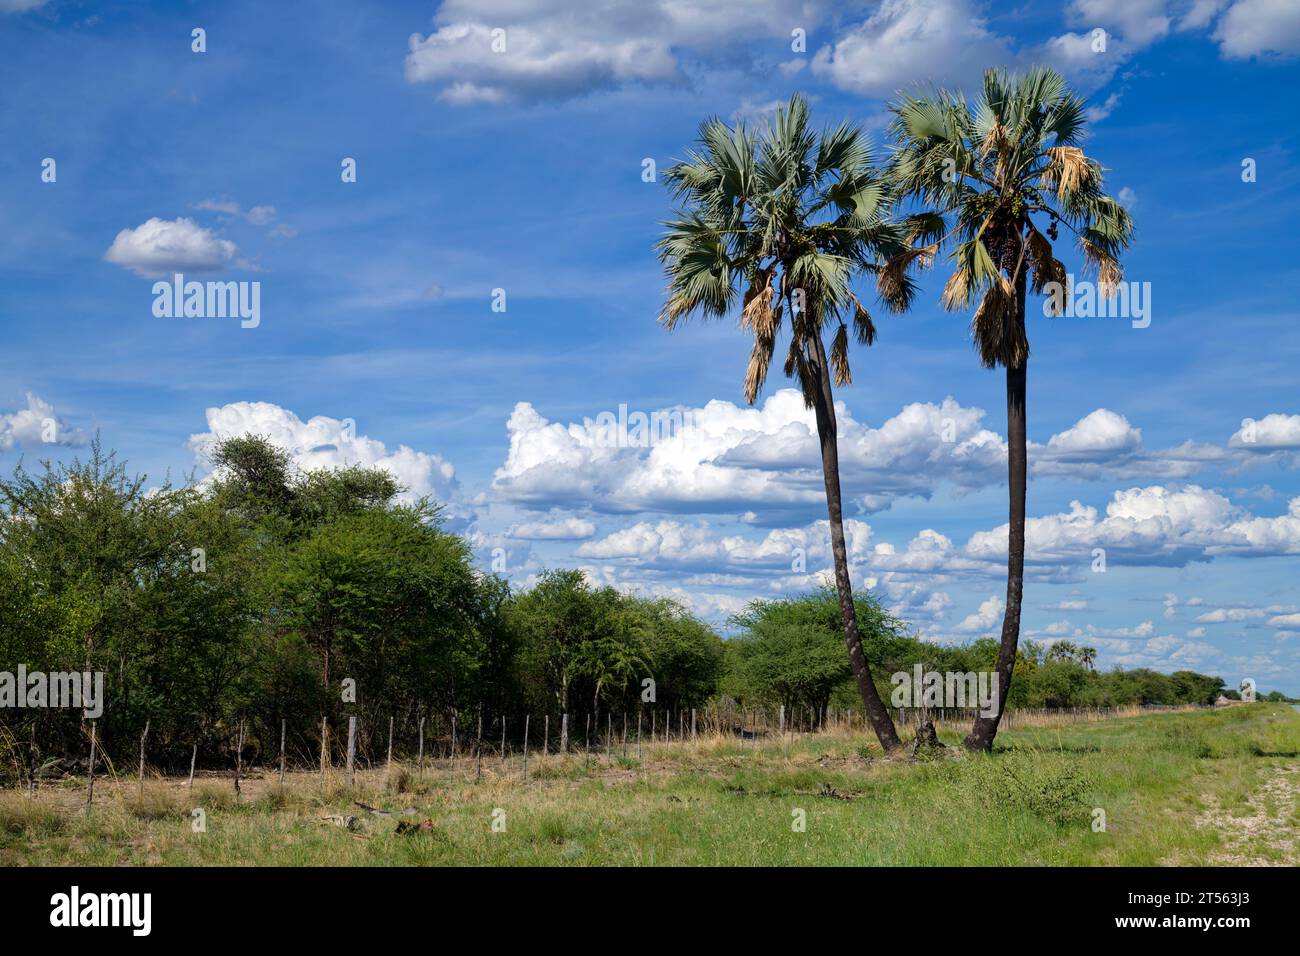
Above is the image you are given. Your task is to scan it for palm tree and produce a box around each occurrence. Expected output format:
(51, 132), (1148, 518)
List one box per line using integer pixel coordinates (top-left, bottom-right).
(1047, 640), (1080, 663)
(886, 67), (1132, 751)
(1079, 645), (1096, 671)
(657, 95), (911, 752)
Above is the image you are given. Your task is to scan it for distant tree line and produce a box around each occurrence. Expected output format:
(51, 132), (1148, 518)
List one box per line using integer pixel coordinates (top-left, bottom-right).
(724, 591), (1237, 715)
(0, 439), (1266, 778)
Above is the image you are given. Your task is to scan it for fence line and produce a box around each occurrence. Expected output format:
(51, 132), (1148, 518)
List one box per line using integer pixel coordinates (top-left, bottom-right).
(9, 700), (1210, 799)
(89, 702), (1206, 790)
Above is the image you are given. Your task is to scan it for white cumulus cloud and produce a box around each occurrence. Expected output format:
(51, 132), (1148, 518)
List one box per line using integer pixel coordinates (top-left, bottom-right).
(491, 391), (1243, 521)
(1213, 0), (1300, 58)
(0, 394), (85, 450)
(405, 0), (823, 104)
(1230, 413), (1300, 450)
(507, 516), (597, 540)
(956, 595), (1005, 633)
(811, 0), (1014, 98)
(104, 217), (238, 278)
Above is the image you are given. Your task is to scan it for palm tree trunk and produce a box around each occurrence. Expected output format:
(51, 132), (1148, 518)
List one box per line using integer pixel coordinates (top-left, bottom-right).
(965, 274), (1028, 753)
(808, 333), (902, 753)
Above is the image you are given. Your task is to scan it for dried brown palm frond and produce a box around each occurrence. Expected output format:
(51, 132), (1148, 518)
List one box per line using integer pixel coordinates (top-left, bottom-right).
(741, 276), (774, 333)
(743, 328), (776, 405)
(1025, 227), (1067, 298)
(905, 212), (947, 245)
(970, 281), (1028, 370)
(1041, 146), (1090, 200)
(658, 288), (691, 329)
(782, 304), (810, 381)
(1078, 237), (1123, 297)
(831, 324), (852, 386)
(848, 292), (876, 346)
(980, 121), (1011, 183)
(783, 336), (800, 379)
(941, 264), (972, 311)
(979, 120), (1008, 159)
(783, 334), (820, 409)
(879, 244), (935, 308)
(767, 303), (783, 338)
(1097, 258), (1122, 298)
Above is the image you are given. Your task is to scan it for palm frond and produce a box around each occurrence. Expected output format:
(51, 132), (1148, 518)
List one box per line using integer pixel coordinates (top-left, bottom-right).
(1041, 145), (1091, 199)
(970, 281), (1027, 369)
(744, 328), (776, 404)
(1078, 236), (1124, 297)
(1025, 226), (1067, 298)
(848, 293), (876, 346)
(830, 324), (852, 386)
(887, 65), (1132, 370)
(660, 93), (907, 394)
(941, 239), (1003, 310)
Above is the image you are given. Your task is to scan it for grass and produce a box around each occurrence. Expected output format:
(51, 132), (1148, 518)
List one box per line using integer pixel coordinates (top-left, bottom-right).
(1, 704), (1296, 866)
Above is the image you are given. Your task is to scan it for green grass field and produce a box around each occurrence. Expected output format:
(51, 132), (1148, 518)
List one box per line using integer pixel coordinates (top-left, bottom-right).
(2, 704), (1297, 866)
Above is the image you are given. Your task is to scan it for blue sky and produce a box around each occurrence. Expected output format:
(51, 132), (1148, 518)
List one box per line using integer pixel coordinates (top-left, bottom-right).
(2, 0), (1299, 692)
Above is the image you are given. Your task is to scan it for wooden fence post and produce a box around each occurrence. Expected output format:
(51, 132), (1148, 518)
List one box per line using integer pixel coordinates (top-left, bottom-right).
(475, 708), (483, 780)
(561, 713), (568, 753)
(188, 742), (197, 794)
(637, 710), (642, 761)
(279, 719), (286, 787)
(138, 719), (150, 796)
(386, 715), (395, 777)
(418, 716), (425, 773)
(85, 722), (97, 814)
(606, 714), (612, 760)
(779, 704), (785, 737)
(234, 719), (245, 797)
(500, 717), (506, 767)
(544, 715), (549, 758)
(522, 714), (530, 779)
(320, 716), (329, 773)
(691, 708), (696, 740)
(28, 721), (36, 795)
(346, 715), (357, 786)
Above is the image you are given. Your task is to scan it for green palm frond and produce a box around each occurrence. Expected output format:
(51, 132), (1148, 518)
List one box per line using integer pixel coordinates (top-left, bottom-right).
(886, 65), (1133, 369)
(658, 94), (902, 405)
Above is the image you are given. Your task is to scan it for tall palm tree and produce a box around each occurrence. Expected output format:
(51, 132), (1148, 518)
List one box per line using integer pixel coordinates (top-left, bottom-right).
(1047, 639), (1080, 663)
(886, 67), (1133, 751)
(657, 95), (911, 752)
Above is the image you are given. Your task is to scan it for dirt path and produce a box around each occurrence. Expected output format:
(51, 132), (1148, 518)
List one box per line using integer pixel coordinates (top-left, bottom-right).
(1192, 765), (1299, 866)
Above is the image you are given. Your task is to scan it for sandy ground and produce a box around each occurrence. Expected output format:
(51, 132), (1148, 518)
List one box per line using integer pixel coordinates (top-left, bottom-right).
(1192, 765), (1299, 866)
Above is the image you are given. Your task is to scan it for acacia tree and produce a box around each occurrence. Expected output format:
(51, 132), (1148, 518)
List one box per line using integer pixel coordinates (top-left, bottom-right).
(657, 95), (911, 751)
(886, 67), (1132, 750)
(508, 569), (603, 717)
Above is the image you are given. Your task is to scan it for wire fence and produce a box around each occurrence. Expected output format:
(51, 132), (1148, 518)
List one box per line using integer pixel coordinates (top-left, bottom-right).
(7, 700), (1210, 806)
